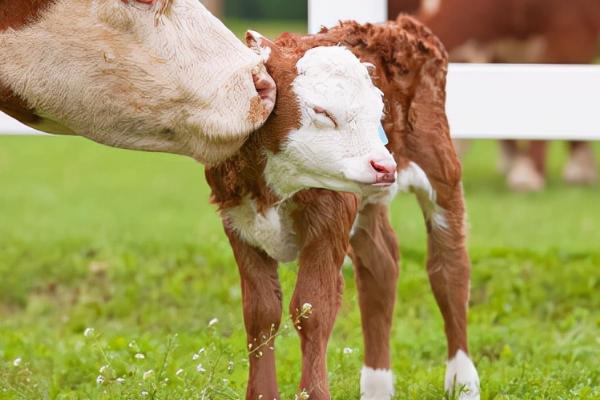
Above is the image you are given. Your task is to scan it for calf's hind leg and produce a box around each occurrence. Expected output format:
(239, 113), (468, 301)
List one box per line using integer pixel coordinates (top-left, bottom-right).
(224, 227), (282, 400)
(399, 160), (480, 399)
(403, 67), (480, 397)
(349, 203), (399, 400)
(421, 184), (479, 399)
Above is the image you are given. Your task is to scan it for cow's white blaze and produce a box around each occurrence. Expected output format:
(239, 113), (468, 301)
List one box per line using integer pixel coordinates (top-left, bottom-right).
(0, 0), (270, 164)
(265, 46), (396, 196)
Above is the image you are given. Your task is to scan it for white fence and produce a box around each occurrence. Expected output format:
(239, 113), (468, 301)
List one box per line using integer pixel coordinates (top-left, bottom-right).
(1, 1), (600, 140)
(308, 0), (600, 140)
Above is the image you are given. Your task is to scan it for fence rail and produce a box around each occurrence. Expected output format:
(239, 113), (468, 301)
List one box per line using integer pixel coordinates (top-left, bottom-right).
(3, 63), (599, 140)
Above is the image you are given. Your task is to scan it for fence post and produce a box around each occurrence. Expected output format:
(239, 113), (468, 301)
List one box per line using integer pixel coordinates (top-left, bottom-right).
(308, 0), (388, 34)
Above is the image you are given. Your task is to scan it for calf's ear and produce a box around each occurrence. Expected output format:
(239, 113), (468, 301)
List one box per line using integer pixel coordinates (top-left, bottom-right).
(245, 30), (276, 61)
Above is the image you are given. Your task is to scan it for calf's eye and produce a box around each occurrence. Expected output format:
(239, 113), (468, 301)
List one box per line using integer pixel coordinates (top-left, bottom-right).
(313, 107), (338, 128)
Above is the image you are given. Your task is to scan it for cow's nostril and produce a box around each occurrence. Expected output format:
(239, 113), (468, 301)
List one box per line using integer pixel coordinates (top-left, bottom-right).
(370, 160), (396, 174)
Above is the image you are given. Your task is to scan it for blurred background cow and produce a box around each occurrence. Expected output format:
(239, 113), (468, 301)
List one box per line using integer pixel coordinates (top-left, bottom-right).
(389, 0), (600, 191)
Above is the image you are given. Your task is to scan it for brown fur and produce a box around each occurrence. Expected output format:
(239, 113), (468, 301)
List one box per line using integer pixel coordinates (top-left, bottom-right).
(225, 228), (282, 400)
(0, 0), (56, 31)
(0, 0), (57, 124)
(390, 0), (600, 63)
(286, 20), (472, 360)
(349, 203), (400, 369)
(207, 17), (472, 398)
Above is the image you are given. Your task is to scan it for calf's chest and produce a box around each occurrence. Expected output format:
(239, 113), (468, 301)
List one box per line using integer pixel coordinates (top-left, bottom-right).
(224, 200), (300, 263)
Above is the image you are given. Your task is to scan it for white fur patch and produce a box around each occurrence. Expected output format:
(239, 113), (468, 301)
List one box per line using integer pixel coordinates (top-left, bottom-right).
(397, 162), (448, 229)
(360, 366), (394, 400)
(445, 350), (480, 400)
(265, 46), (395, 197)
(225, 199), (298, 262)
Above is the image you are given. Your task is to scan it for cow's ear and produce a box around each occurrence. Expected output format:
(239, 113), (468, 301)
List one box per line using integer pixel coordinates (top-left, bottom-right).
(245, 30), (276, 61)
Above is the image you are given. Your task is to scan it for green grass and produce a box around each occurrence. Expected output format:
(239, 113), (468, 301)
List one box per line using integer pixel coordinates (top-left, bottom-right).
(1, 137), (599, 400)
(1, 20), (600, 400)
(224, 18), (307, 38)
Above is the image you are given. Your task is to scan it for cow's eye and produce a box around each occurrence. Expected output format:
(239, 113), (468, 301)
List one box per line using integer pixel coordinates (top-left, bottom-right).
(313, 107), (338, 128)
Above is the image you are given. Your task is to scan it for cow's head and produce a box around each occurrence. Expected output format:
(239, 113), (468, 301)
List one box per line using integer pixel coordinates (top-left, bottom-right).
(246, 31), (397, 196)
(0, 0), (276, 164)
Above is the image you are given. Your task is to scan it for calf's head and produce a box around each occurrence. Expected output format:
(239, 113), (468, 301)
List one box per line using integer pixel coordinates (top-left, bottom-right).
(246, 32), (397, 196)
(0, 0), (275, 164)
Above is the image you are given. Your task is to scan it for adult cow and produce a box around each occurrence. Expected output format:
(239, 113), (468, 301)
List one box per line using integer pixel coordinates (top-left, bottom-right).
(390, 0), (600, 191)
(0, 0), (277, 165)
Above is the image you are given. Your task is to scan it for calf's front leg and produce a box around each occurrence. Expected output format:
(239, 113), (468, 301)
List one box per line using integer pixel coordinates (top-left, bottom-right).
(290, 190), (358, 399)
(349, 202), (400, 400)
(224, 226), (282, 400)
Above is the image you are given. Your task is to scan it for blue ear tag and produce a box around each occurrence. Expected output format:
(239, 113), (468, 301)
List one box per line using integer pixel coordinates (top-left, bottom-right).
(377, 123), (389, 145)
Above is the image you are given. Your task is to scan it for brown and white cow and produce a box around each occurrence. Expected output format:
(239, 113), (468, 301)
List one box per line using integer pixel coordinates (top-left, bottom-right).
(390, 0), (600, 191)
(206, 17), (479, 400)
(0, 0), (276, 165)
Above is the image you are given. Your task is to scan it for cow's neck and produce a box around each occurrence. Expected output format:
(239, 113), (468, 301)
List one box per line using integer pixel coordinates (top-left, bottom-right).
(0, 1), (59, 126)
(0, 0), (56, 31)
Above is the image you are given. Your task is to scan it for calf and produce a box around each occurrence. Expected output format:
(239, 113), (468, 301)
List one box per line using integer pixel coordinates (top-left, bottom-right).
(0, 0), (276, 165)
(206, 17), (479, 400)
(389, 0), (600, 190)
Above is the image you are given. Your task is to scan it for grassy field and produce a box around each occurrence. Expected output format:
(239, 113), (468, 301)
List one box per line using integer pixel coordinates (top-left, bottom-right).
(1, 20), (600, 400)
(1, 137), (599, 400)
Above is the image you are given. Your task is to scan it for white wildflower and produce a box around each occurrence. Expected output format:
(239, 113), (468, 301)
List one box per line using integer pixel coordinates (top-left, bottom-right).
(196, 364), (206, 373)
(135, 353), (145, 360)
(99, 365), (109, 374)
(343, 347), (353, 355)
(84, 328), (95, 338)
(143, 370), (154, 380)
(141, 390), (149, 397)
(192, 353), (200, 361)
(175, 368), (184, 377)
(208, 318), (219, 327)
(96, 375), (105, 385)
(12, 358), (22, 367)
(301, 303), (313, 315)
(116, 377), (125, 384)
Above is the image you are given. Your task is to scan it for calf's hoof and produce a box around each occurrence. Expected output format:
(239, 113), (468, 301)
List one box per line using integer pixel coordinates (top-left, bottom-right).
(360, 366), (394, 400)
(563, 145), (598, 186)
(507, 156), (545, 192)
(445, 350), (480, 400)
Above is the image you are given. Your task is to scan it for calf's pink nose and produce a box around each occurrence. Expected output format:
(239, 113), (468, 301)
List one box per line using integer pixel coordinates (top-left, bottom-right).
(370, 159), (397, 185)
(370, 160), (397, 174)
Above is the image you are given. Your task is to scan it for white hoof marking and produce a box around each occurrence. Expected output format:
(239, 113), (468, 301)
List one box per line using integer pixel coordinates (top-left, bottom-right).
(360, 366), (394, 400)
(445, 350), (480, 400)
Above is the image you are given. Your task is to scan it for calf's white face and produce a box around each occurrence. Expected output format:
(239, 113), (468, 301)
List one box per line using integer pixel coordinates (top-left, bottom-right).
(262, 45), (397, 196)
(0, 0), (275, 164)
